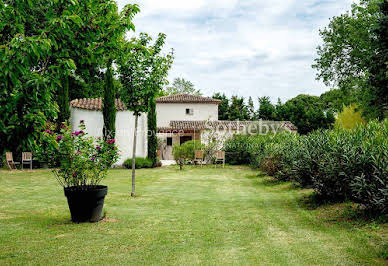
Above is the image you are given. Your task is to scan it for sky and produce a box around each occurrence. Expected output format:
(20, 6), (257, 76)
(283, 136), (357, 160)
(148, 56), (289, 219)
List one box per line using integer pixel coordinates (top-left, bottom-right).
(117, 0), (354, 103)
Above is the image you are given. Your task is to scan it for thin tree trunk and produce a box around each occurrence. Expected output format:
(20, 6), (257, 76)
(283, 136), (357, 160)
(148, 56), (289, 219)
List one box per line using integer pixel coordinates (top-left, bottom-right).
(131, 115), (139, 197)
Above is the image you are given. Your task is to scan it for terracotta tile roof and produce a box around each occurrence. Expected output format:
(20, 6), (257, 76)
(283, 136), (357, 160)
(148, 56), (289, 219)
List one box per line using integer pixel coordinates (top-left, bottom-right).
(156, 94), (221, 104)
(70, 98), (127, 111)
(159, 120), (298, 132)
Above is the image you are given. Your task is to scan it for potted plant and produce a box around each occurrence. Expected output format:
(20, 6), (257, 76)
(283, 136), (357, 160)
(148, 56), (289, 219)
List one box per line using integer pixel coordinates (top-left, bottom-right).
(44, 121), (119, 223)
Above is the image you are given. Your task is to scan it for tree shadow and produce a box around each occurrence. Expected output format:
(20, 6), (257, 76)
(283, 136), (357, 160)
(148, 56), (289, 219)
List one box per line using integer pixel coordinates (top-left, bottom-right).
(298, 193), (388, 225)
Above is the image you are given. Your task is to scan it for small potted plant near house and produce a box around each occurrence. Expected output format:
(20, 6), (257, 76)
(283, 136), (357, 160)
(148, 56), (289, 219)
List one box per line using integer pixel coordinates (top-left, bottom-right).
(44, 121), (119, 223)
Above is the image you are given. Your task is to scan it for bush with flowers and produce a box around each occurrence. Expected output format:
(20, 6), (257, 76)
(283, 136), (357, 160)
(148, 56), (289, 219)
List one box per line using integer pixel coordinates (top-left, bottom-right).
(43, 121), (119, 189)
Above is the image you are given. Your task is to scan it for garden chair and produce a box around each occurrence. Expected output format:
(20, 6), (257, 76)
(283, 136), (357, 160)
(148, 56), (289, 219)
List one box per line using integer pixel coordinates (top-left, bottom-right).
(6, 152), (20, 170)
(22, 152), (33, 170)
(194, 150), (204, 167)
(215, 151), (225, 168)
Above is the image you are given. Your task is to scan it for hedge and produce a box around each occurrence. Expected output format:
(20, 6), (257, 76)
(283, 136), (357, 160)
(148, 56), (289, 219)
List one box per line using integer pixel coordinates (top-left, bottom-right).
(224, 120), (388, 216)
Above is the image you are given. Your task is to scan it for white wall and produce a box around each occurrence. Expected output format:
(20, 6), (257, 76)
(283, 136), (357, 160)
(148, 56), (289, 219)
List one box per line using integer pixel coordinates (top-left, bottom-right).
(156, 103), (218, 127)
(70, 107), (148, 166)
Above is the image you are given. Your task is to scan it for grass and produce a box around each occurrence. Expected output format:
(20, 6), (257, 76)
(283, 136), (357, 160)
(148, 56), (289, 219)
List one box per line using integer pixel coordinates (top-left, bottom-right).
(0, 166), (387, 265)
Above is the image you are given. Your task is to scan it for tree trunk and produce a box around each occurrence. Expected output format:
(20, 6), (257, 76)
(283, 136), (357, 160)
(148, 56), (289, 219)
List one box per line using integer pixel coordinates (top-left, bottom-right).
(131, 115), (139, 197)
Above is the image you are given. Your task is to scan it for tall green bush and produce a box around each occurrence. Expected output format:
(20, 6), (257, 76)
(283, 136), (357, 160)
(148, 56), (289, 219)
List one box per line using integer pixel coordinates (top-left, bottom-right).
(103, 62), (116, 140)
(147, 98), (157, 166)
(224, 135), (253, 165)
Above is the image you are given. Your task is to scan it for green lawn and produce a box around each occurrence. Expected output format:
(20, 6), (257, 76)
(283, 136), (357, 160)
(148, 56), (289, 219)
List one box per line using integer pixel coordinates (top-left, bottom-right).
(0, 166), (387, 265)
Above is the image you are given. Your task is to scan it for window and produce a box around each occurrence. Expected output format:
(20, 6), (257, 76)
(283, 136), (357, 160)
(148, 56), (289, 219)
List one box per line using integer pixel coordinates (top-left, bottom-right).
(180, 136), (192, 145)
(167, 137), (173, 146)
(186, 108), (194, 115)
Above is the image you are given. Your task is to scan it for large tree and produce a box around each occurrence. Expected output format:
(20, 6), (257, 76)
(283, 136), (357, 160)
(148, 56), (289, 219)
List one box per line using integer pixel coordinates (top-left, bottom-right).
(366, 0), (388, 119)
(119, 33), (173, 196)
(212, 93), (230, 120)
(0, 1), (139, 157)
(280, 95), (335, 134)
(257, 97), (277, 120)
(166, 78), (202, 96)
(313, 0), (387, 119)
(229, 96), (250, 121)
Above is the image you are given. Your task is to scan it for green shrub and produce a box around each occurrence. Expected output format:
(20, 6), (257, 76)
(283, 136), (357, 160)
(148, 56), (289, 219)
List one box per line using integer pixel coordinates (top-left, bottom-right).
(123, 157), (153, 169)
(224, 134), (252, 165)
(349, 120), (388, 215)
(172, 140), (204, 170)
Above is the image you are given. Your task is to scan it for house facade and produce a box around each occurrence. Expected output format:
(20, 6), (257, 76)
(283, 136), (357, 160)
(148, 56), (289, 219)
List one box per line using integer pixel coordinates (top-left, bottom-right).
(70, 94), (297, 164)
(70, 98), (148, 166)
(156, 94), (297, 160)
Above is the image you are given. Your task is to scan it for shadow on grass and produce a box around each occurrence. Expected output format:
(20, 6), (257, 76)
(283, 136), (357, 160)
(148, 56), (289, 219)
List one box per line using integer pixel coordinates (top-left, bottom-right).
(299, 193), (388, 225)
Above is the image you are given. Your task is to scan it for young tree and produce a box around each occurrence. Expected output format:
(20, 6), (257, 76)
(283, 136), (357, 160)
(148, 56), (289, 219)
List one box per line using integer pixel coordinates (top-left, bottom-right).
(119, 33), (173, 196)
(166, 78), (202, 95)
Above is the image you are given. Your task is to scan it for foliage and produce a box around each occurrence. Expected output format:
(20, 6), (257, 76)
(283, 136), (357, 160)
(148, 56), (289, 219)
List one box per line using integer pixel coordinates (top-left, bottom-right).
(172, 140), (204, 170)
(0, 24), (58, 158)
(43, 121), (119, 188)
(0, 0), (139, 158)
(229, 96), (251, 121)
(224, 134), (254, 165)
(349, 120), (388, 214)
(366, 0), (388, 119)
(165, 77), (201, 96)
(320, 89), (356, 113)
(247, 97), (257, 120)
(280, 95), (335, 134)
(201, 129), (226, 163)
(225, 120), (388, 215)
(119, 32), (173, 196)
(147, 97), (158, 166)
(119, 33), (173, 116)
(211, 92), (338, 133)
(123, 157), (153, 169)
(212, 93), (230, 120)
(258, 96), (277, 120)
(313, 0), (380, 91)
(313, 0), (387, 119)
(335, 104), (367, 129)
(57, 76), (71, 128)
(35, 122), (58, 163)
(103, 61), (117, 140)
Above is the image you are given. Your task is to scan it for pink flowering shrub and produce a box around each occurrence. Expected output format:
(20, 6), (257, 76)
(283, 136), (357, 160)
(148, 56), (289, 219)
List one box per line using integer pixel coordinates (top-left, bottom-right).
(43, 121), (119, 188)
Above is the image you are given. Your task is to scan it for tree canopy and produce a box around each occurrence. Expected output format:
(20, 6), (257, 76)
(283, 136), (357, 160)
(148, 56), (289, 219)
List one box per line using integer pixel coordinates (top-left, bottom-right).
(165, 77), (202, 96)
(0, 0), (140, 157)
(313, 0), (388, 119)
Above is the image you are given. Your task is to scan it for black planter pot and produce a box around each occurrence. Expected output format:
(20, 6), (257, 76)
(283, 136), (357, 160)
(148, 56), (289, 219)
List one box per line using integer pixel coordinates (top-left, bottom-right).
(64, 185), (108, 223)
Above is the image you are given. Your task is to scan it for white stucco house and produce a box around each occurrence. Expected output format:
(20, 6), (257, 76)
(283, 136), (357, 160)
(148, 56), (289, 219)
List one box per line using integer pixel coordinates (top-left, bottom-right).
(155, 94), (297, 160)
(70, 98), (148, 166)
(70, 94), (297, 165)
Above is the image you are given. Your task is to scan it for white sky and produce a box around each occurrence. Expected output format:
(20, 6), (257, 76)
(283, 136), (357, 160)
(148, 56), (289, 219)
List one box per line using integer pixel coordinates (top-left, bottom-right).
(117, 0), (354, 103)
